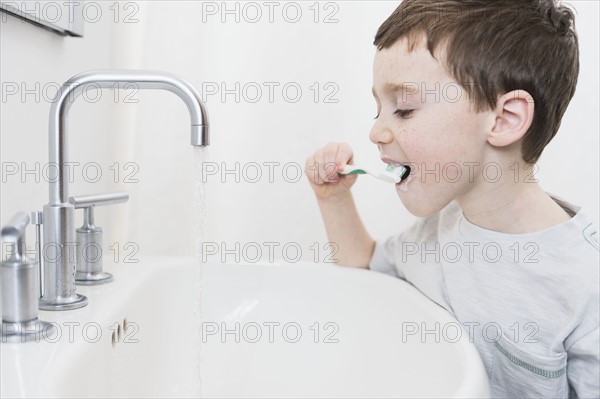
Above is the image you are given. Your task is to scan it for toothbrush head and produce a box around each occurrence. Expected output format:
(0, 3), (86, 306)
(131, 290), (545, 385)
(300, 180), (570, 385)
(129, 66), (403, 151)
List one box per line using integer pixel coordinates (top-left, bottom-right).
(384, 164), (408, 183)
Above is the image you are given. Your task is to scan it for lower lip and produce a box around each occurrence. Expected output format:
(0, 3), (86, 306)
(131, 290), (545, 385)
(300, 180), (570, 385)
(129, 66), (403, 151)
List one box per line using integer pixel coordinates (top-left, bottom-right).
(396, 175), (412, 192)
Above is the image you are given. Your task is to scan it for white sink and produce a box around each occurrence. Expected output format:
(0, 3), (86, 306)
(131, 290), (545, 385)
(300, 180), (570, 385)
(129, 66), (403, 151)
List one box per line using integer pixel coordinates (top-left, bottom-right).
(1, 257), (490, 398)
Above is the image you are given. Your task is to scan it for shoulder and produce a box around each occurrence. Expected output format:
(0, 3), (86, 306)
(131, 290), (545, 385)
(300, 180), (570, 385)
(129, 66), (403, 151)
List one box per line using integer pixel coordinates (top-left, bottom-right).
(551, 195), (599, 276)
(549, 196), (600, 334)
(546, 193), (599, 260)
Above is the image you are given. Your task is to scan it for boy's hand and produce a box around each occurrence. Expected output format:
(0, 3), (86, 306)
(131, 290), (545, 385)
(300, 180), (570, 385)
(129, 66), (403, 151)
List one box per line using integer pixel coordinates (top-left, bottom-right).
(304, 142), (374, 268)
(305, 142), (358, 201)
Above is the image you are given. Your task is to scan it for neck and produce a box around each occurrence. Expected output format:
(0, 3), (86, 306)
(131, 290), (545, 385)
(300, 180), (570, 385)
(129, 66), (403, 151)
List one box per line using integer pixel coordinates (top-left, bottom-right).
(456, 170), (571, 234)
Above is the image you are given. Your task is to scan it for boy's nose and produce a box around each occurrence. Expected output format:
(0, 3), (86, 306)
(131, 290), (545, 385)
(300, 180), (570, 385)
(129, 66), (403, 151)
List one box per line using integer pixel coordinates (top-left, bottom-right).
(369, 121), (395, 145)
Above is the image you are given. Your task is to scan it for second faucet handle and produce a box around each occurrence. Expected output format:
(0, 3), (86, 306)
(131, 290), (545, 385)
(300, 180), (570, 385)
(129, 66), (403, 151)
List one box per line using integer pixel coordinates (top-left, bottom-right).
(69, 192), (129, 285)
(2, 212), (55, 342)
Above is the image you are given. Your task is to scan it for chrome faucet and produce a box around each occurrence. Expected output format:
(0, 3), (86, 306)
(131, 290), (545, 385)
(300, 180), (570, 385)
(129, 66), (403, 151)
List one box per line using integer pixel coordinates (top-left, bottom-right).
(38, 70), (210, 310)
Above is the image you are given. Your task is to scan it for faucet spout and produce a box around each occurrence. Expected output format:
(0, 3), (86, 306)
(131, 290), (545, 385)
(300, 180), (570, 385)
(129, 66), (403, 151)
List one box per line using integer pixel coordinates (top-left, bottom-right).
(49, 70), (209, 205)
(40, 70), (210, 310)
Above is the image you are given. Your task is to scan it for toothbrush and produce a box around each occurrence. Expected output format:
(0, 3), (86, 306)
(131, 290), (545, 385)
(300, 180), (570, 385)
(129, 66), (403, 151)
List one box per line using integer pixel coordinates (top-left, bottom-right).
(339, 164), (408, 184)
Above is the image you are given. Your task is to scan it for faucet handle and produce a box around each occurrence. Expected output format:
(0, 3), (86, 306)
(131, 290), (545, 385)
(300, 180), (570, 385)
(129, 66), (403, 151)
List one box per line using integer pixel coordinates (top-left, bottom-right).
(1, 211), (29, 259)
(1, 212), (55, 342)
(68, 192), (129, 285)
(69, 192), (129, 209)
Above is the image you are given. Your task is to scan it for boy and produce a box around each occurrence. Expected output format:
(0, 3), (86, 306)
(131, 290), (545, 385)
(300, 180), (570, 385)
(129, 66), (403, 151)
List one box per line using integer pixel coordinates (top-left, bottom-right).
(304, 0), (599, 397)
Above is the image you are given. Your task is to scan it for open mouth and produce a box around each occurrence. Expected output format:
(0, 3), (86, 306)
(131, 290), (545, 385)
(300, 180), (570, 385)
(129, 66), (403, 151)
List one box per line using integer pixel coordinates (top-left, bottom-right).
(400, 165), (411, 182)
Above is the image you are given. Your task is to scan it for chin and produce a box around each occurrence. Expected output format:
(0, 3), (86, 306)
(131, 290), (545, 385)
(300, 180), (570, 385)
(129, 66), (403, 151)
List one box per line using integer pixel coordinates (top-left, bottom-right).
(406, 205), (440, 218)
(398, 193), (452, 218)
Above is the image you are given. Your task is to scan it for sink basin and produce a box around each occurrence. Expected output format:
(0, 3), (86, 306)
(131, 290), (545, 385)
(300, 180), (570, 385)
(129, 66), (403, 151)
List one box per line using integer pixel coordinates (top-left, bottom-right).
(1, 257), (490, 398)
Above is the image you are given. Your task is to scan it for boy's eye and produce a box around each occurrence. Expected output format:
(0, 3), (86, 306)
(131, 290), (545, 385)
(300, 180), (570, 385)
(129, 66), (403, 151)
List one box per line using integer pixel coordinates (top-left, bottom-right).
(394, 109), (414, 118)
(373, 109), (414, 119)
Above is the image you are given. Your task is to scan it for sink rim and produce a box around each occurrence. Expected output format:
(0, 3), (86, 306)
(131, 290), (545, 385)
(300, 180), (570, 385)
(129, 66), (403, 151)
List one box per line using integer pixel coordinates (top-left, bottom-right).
(1, 256), (490, 398)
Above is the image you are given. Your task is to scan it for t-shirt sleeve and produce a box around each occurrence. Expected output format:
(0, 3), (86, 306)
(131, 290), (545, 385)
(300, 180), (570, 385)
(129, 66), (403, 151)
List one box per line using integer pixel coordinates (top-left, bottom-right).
(368, 237), (400, 277)
(368, 219), (426, 279)
(566, 326), (600, 398)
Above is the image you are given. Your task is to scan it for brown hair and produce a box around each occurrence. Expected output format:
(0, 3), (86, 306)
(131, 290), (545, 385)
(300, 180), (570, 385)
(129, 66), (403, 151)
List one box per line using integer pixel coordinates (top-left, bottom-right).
(374, 0), (579, 163)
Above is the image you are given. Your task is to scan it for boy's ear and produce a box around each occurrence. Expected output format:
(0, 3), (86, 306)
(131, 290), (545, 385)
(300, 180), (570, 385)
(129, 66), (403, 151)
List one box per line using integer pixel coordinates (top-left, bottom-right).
(488, 90), (535, 147)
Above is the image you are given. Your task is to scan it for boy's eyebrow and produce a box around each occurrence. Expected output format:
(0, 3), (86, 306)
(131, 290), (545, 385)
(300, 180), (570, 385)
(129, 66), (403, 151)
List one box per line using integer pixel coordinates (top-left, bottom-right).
(372, 83), (420, 98)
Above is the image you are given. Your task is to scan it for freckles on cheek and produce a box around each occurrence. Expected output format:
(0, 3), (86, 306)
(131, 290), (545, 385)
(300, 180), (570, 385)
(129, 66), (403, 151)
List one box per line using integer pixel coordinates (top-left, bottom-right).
(414, 134), (461, 166)
(394, 127), (423, 162)
(393, 127), (409, 144)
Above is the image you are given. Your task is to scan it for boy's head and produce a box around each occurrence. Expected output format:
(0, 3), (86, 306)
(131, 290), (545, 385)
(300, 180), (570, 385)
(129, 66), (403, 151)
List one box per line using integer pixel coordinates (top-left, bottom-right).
(369, 0), (579, 216)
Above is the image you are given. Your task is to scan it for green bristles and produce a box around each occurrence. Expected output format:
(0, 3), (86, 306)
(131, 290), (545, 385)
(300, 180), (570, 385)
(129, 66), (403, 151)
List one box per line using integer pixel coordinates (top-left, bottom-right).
(386, 164), (406, 177)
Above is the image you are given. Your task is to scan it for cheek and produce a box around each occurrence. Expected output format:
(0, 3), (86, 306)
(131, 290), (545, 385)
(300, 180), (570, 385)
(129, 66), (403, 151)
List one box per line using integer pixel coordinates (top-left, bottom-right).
(428, 113), (482, 161)
(401, 120), (465, 164)
(396, 104), (483, 164)
(400, 120), (481, 188)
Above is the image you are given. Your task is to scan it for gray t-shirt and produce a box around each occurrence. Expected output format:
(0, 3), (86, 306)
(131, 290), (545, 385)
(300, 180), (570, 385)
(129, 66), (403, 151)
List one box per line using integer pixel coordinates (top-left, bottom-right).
(369, 195), (599, 398)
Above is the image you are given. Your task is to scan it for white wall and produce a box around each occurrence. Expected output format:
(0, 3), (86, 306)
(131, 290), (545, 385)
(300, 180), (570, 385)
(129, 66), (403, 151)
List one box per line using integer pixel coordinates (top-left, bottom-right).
(1, 1), (598, 264)
(0, 2), (133, 252)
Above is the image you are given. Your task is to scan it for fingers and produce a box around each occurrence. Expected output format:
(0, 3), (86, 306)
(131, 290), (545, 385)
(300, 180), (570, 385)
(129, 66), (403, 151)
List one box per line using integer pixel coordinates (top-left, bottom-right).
(305, 142), (354, 185)
(305, 148), (333, 185)
(336, 143), (354, 169)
